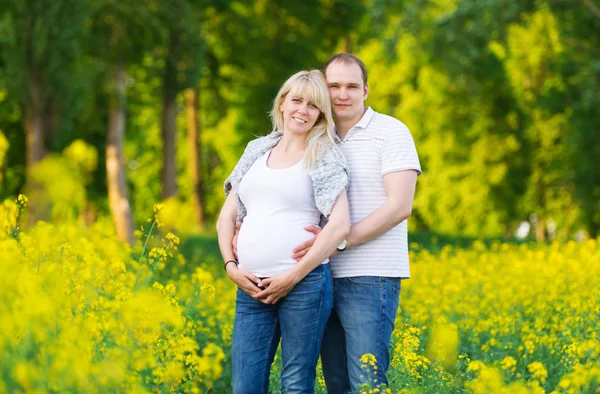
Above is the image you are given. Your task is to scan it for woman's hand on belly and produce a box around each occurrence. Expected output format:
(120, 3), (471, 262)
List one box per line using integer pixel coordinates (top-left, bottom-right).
(226, 265), (262, 297)
(252, 271), (301, 304)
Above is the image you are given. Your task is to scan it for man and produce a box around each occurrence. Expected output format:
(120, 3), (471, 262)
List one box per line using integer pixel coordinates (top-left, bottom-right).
(292, 53), (421, 392)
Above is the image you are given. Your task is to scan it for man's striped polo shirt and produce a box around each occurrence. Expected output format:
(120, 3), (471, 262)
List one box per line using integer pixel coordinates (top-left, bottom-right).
(329, 107), (422, 279)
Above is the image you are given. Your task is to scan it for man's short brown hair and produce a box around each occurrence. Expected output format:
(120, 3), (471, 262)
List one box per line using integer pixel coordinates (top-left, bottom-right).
(322, 53), (368, 86)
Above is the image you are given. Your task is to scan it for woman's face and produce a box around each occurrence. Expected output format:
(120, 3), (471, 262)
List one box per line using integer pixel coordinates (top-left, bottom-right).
(279, 92), (322, 136)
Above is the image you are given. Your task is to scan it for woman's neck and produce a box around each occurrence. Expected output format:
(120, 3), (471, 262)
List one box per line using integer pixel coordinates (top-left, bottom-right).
(277, 132), (307, 153)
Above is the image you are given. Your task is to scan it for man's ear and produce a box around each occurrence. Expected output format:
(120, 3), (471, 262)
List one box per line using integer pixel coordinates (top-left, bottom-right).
(363, 83), (369, 101)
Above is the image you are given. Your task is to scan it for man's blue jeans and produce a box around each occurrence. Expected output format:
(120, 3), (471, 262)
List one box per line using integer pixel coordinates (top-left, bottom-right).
(231, 264), (333, 394)
(320, 276), (401, 393)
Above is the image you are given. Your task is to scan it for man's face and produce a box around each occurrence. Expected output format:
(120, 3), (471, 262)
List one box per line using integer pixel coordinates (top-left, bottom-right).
(324, 61), (368, 125)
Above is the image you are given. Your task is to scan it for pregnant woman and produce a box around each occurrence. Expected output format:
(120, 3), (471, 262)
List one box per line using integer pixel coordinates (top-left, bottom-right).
(216, 70), (350, 394)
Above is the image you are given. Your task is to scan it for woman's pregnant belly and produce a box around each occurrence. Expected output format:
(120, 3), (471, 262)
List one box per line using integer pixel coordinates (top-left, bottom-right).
(237, 213), (325, 277)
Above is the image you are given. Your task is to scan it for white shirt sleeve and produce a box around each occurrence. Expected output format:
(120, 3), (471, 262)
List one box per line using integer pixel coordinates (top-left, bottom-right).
(380, 123), (422, 176)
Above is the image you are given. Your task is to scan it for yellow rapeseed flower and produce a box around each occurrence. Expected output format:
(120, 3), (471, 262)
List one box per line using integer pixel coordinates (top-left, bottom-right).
(500, 356), (517, 373)
(17, 194), (28, 206)
(527, 361), (548, 383)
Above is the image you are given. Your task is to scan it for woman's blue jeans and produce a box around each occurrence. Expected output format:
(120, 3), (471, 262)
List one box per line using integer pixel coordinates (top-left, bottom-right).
(232, 264), (333, 394)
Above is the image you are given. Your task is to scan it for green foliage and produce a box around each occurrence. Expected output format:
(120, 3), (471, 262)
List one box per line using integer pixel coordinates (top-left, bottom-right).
(0, 0), (89, 106)
(359, 32), (524, 236)
(124, 60), (164, 225)
(86, 0), (162, 64)
(0, 88), (24, 198)
(154, 0), (205, 94)
(360, 0), (599, 239)
(0, 0), (598, 239)
(0, 0), (91, 161)
(549, 1), (600, 237)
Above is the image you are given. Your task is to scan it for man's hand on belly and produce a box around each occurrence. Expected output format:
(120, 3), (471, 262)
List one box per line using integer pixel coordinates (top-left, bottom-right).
(291, 225), (321, 261)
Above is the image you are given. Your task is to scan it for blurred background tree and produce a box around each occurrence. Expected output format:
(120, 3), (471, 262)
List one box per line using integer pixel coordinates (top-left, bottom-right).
(0, 0), (598, 242)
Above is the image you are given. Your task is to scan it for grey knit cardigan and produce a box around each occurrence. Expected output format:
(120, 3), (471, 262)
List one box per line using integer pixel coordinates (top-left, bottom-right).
(224, 132), (349, 224)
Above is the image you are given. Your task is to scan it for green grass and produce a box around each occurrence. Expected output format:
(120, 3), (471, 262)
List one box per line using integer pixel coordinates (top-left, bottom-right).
(178, 229), (528, 264)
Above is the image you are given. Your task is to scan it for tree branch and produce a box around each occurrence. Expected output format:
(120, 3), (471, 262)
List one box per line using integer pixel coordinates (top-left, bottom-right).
(582, 0), (600, 19)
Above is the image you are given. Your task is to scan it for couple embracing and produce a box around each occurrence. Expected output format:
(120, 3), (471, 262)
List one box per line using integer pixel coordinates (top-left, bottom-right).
(216, 53), (422, 394)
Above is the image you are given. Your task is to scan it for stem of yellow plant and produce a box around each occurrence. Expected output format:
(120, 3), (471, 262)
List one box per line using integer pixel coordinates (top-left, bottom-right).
(133, 218), (157, 292)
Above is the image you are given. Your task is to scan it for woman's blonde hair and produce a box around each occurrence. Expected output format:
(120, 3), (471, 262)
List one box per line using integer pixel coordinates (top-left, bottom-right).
(270, 70), (337, 168)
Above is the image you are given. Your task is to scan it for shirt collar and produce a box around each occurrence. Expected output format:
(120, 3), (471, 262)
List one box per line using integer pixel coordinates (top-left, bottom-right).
(334, 107), (375, 142)
(355, 106), (375, 130)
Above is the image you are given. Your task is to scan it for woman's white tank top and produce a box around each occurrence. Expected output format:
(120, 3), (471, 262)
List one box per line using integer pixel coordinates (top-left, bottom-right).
(236, 149), (327, 277)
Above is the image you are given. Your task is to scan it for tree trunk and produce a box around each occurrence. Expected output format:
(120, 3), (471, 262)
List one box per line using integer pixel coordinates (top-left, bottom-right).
(106, 63), (134, 245)
(24, 68), (47, 172)
(535, 219), (545, 242)
(42, 96), (58, 150)
(161, 32), (179, 200)
(343, 36), (353, 53)
(504, 223), (512, 239)
(186, 87), (205, 227)
(161, 86), (178, 199)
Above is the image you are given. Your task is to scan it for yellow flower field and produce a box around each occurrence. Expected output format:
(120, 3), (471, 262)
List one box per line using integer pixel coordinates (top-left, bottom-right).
(1, 196), (599, 393)
(0, 198), (233, 393)
(387, 240), (600, 393)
